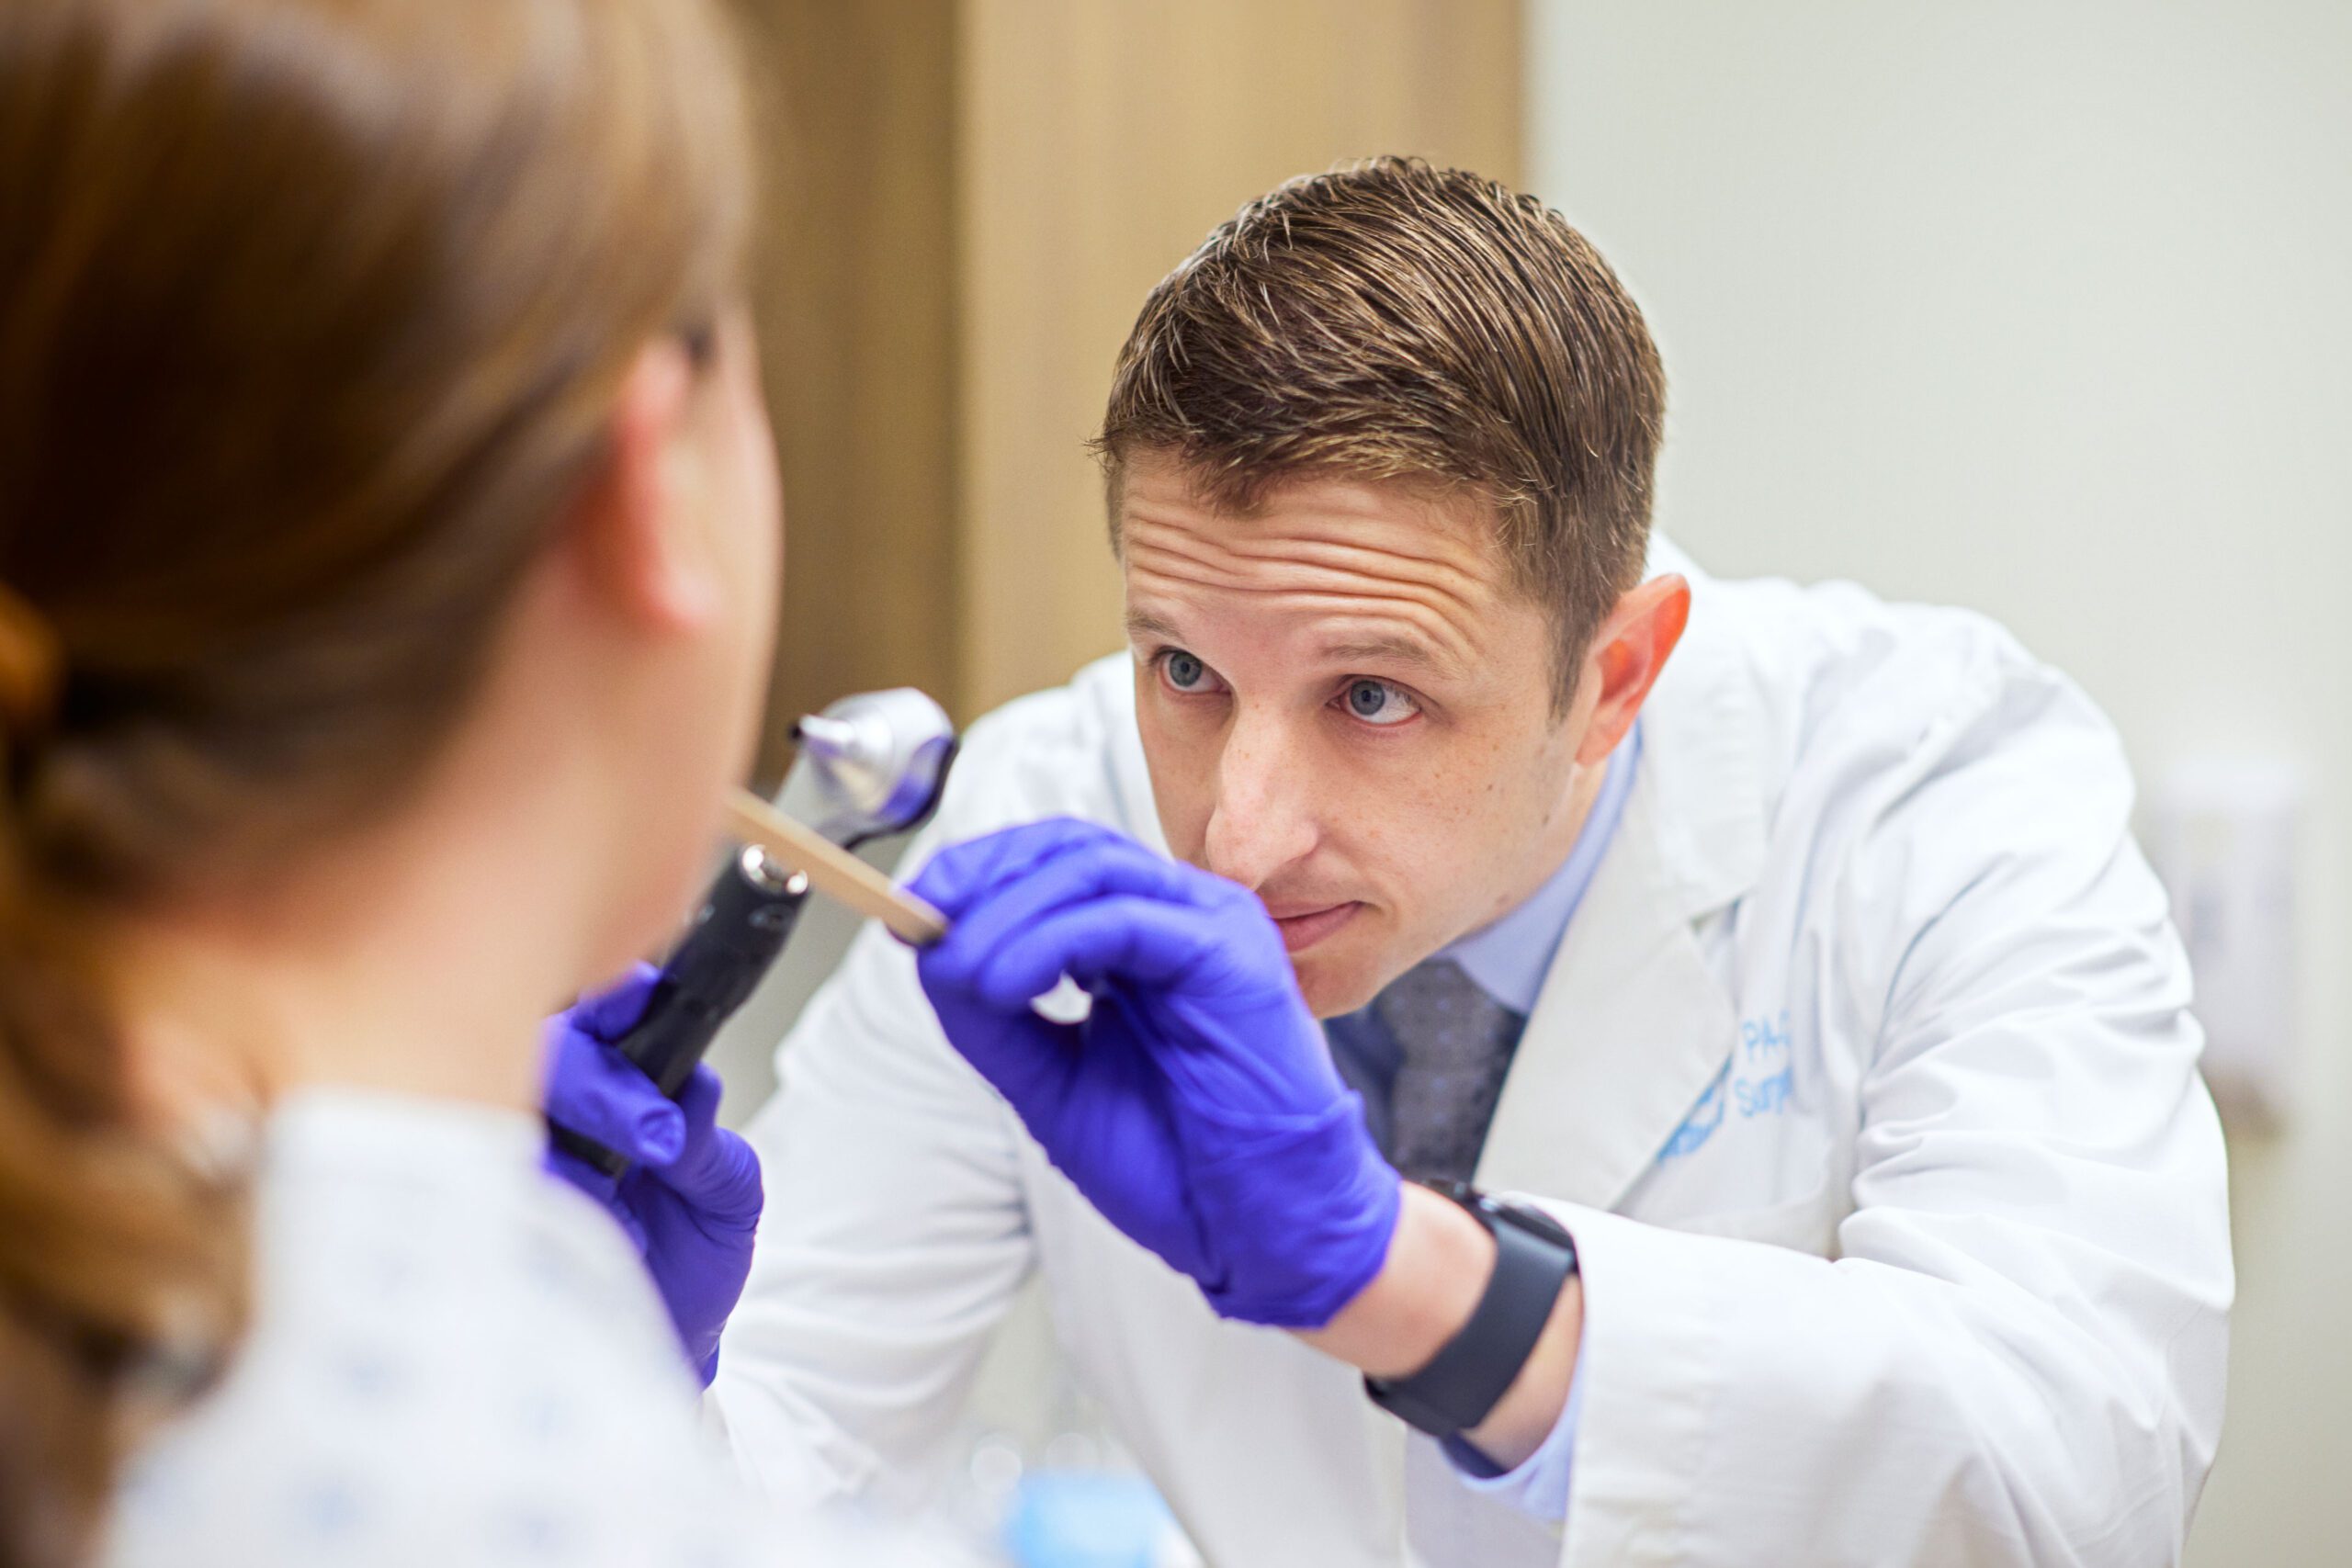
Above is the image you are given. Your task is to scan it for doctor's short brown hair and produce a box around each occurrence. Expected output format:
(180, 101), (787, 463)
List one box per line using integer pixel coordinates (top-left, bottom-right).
(1096, 157), (1666, 701)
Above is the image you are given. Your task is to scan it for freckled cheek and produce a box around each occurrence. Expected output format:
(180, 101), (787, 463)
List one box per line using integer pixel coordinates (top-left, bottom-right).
(1452, 741), (1571, 906)
(1137, 705), (1219, 862)
(1327, 759), (1476, 899)
(1353, 733), (1537, 919)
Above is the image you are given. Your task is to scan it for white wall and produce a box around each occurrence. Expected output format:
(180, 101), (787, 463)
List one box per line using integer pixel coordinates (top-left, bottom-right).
(1526, 3), (2350, 1562)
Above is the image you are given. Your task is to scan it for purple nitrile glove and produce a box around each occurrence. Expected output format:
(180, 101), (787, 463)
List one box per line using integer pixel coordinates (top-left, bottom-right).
(542, 963), (763, 1385)
(905, 818), (1402, 1330)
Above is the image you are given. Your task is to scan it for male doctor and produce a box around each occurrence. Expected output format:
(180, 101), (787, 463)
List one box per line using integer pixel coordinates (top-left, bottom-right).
(549, 159), (2231, 1566)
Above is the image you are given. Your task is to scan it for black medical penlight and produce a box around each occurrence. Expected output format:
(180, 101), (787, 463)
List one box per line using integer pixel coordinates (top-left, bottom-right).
(548, 688), (958, 1179)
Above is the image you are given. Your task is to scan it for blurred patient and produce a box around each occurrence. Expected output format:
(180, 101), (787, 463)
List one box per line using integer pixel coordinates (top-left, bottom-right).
(0, 1), (823, 1562)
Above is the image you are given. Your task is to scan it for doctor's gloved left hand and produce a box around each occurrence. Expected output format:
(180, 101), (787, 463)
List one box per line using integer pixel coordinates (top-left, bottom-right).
(907, 818), (1402, 1329)
(542, 964), (763, 1385)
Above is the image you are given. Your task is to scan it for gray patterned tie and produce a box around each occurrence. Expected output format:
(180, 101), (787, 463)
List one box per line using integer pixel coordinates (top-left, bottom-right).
(1374, 958), (1530, 1186)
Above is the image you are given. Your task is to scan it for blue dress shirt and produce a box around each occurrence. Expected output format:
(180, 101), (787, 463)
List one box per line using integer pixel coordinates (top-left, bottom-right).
(1325, 723), (1641, 1524)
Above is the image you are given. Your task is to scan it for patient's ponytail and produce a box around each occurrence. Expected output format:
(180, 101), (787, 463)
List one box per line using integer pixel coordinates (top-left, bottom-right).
(0, 0), (753, 1561)
(0, 603), (248, 1562)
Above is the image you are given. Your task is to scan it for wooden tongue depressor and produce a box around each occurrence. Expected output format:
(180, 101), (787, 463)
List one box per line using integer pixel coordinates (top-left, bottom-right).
(724, 788), (949, 946)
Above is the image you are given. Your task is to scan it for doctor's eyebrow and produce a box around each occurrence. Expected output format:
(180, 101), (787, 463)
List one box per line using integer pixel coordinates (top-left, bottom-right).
(1313, 635), (1449, 673)
(1125, 610), (1187, 644)
(1126, 610), (1453, 677)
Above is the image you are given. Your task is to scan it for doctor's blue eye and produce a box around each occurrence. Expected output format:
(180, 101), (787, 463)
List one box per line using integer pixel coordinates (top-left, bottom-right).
(1162, 650), (1209, 692)
(1343, 679), (1420, 727)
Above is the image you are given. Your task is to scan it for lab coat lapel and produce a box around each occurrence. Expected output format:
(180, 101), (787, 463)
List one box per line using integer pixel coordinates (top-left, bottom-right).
(1476, 547), (1766, 1212)
(1474, 772), (1736, 1211)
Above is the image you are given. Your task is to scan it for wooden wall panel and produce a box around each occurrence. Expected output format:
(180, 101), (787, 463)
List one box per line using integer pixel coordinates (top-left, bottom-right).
(733, 0), (962, 774)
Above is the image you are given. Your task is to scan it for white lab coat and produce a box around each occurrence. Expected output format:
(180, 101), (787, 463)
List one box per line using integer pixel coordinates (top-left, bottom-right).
(712, 542), (2232, 1568)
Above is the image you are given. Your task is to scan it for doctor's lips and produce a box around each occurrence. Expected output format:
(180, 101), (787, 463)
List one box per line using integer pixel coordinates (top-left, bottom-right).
(1262, 899), (1364, 953)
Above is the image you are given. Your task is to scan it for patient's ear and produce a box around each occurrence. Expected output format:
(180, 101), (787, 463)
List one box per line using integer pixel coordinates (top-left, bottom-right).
(563, 338), (715, 635)
(1576, 573), (1690, 766)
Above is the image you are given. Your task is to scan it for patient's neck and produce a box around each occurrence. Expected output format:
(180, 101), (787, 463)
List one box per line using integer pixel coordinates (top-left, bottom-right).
(123, 747), (611, 1129)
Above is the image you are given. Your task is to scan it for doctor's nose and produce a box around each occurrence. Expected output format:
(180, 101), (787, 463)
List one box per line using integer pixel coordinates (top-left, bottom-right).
(1201, 713), (1319, 893)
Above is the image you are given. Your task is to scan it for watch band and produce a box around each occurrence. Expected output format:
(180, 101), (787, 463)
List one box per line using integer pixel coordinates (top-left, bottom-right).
(1363, 1181), (1578, 1439)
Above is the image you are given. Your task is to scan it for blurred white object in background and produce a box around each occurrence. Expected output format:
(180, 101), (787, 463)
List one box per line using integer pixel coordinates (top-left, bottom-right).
(2145, 758), (2307, 1131)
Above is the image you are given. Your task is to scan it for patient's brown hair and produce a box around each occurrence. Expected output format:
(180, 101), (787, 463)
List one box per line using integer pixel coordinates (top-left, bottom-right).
(0, 1), (752, 1560)
(1097, 156), (1667, 705)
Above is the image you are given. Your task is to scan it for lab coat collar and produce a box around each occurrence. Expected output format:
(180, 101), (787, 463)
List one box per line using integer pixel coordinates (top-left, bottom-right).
(1631, 536), (1770, 921)
(1475, 538), (1770, 1211)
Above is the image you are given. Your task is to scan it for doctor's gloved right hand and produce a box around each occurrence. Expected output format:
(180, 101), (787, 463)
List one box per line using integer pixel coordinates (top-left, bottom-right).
(906, 818), (1402, 1329)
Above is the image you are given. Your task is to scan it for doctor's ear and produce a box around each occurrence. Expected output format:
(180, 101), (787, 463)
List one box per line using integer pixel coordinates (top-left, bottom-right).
(1573, 573), (1690, 766)
(561, 336), (721, 636)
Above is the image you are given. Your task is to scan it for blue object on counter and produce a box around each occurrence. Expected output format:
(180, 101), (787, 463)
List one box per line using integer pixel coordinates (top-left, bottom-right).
(1004, 1470), (1175, 1568)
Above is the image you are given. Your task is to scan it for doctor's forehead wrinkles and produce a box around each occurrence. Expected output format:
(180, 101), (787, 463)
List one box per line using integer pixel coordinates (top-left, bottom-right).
(1120, 506), (1507, 674)
(1125, 554), (1485, 682)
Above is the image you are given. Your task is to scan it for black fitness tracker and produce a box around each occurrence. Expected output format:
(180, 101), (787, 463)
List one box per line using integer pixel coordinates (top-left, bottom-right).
(1363, 1181), (1579, 1439)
